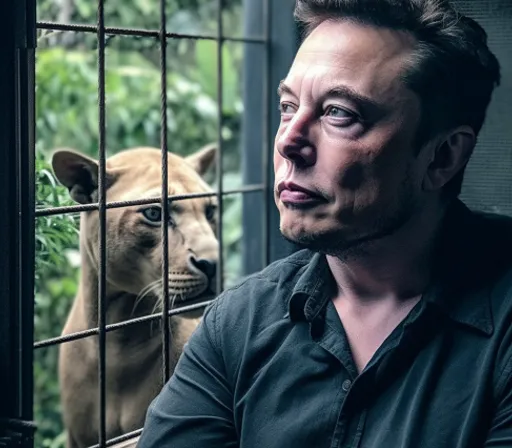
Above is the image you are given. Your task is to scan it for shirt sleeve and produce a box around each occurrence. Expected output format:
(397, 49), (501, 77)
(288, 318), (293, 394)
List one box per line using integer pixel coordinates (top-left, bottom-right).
(137, 298), (238, 448)
(484, 357), (512, 447)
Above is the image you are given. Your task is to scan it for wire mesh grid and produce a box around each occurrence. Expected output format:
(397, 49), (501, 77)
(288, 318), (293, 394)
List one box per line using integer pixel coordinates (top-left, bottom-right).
(32, 0), (271, 446)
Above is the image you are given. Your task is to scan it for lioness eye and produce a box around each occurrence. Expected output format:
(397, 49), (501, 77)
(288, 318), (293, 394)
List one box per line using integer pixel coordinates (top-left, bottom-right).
(142, 207), (162, 223)
(205, 204), (217, 221)
(140, 206), (176, 227)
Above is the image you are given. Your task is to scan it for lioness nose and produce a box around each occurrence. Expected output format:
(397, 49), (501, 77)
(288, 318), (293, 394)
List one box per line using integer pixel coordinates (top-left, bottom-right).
(189, 256), (217, 279)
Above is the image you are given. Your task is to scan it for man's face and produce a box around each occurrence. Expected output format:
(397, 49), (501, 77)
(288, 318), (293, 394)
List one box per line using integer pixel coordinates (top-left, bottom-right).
(274, 20), (427, 255)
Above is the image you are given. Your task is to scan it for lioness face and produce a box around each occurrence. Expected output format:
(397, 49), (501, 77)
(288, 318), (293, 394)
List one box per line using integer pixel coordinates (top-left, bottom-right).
(52, 145), (219, 315)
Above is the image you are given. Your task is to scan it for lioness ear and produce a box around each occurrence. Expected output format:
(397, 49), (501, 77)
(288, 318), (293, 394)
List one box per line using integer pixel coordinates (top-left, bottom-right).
(185, 143), (217, 176)
(51, 149), (115, 204)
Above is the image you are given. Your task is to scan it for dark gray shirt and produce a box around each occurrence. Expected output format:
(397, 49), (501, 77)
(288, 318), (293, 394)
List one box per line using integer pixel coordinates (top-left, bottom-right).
(138, 201), (512, 448)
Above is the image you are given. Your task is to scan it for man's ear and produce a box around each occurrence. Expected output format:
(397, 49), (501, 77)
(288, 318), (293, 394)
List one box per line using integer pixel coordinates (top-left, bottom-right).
(422, 126), (476, 192)
(51, 149), (115, 204)
(185, 143), (217, 176)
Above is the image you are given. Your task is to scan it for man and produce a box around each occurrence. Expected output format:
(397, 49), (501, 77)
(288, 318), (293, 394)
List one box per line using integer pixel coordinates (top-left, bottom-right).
(138, 0), (511, 446)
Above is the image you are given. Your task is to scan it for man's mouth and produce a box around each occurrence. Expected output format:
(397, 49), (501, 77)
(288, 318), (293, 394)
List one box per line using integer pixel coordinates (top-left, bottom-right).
(277, 181), (326, 208)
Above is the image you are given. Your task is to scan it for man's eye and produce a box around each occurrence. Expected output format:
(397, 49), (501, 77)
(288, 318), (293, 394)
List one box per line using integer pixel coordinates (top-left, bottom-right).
(279, 103), (296, 115)
(325, 106), (352, 118)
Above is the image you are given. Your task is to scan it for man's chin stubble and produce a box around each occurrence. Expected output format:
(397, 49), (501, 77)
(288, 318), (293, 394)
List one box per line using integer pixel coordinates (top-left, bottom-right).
(280, 230), (374, 260)
(280, 209), (415, 261)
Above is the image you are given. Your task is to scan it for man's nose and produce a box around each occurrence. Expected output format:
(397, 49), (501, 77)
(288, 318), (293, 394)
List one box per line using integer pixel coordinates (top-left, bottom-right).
(276, 115), (316, 168)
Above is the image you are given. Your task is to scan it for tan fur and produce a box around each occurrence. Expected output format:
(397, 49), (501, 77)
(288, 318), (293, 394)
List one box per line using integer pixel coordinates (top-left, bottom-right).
(52, 145), (219, 448)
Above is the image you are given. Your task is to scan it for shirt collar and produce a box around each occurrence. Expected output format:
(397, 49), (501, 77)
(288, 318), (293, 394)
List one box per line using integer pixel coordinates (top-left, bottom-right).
(287, 200), (495, 336)
(288, 252), (334, 322)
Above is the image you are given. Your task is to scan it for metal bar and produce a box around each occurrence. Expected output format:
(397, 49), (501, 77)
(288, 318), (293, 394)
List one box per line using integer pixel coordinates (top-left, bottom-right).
(241, 0), (265, 276)
(158, 0), (171, 384)
(35, 184), (265, 217)
(15, 43), (37, 441)
(216, 0), (225, 295)
(15, 0), (37, 433)
(34, 300), (213, 349)
(0, 0), (36, 444)
(0, 418), (37, 448)
(262, 0), (271, 268)
(88, 429), (142, 448)
(266, 0), (299, 263)
(36, 21), (265, 44)
(96, 0), (107, 444)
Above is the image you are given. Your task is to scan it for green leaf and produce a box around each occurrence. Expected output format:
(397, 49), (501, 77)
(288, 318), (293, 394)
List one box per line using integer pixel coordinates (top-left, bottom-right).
(195, 40), (218, 100)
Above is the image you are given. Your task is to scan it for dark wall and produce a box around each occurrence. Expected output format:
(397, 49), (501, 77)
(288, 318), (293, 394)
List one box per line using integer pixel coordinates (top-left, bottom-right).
(455, 1), (512, 216)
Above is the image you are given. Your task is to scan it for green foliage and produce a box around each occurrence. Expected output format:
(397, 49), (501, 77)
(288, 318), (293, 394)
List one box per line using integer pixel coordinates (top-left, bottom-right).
(35, 154), (79, 280)
(34, 1), (246, 446)
(34, 154), (80, 447)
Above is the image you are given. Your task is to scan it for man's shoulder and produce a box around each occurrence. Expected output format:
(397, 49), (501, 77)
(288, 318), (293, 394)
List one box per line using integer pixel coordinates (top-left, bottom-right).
(471, 207), (512, 235)
(222, 248), (314, 297)
(469, 207), (512, 270)
(473, 210), (512, 391)
(468, 207), (512, 318)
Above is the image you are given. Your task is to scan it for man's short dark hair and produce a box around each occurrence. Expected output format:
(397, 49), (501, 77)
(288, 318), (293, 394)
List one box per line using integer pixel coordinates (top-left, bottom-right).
(294, 0), (501, 197)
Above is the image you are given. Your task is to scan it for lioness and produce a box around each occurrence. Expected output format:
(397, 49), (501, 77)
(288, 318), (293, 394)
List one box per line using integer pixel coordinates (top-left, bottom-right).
(52, 145), (219, 448)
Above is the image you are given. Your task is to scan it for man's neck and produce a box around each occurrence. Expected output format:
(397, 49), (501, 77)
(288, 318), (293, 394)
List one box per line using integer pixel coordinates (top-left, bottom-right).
(326, 201), (448, 304)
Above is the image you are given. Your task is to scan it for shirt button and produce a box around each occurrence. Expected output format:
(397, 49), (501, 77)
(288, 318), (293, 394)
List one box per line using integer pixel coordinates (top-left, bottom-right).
(342, 379), (352, 392)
